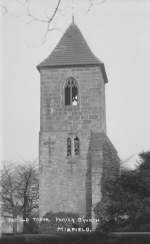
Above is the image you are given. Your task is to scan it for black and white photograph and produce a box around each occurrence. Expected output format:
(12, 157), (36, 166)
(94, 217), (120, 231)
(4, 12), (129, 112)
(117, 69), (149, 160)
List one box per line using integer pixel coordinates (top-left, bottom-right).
(0, 0), (150, 243)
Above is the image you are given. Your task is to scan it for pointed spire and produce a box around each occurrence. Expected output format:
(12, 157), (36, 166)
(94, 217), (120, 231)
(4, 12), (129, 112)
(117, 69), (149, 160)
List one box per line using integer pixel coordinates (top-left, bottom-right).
(37, 23), (102, 66)
(37, 22), (109, 84)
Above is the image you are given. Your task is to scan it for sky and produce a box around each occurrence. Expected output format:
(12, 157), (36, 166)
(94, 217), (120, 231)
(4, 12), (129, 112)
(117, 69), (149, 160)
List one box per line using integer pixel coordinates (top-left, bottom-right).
(1, 0), (150, 167)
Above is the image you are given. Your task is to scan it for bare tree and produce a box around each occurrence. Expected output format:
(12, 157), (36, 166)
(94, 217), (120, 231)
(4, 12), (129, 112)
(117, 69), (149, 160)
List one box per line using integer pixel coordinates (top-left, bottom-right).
(17, 162), (39, 233)
(0, 162), (20, 233)
(1, 0), (106, 43)
(0, 161), (39, 233)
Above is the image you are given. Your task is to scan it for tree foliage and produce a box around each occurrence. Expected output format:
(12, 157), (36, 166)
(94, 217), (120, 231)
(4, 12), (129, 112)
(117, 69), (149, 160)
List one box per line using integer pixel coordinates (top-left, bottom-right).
(95, 151), (150, 232)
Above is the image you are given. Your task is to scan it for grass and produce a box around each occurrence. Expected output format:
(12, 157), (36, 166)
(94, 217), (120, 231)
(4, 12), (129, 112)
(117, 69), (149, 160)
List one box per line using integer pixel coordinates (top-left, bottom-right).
(1, 232), (150, 244)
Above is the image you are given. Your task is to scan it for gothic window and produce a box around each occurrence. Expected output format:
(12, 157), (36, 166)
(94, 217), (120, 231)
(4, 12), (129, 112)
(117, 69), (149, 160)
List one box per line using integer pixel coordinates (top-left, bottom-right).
(65, 77), (78, 106)
(74, 137), (80, 155)
(67, 137), (71, 156)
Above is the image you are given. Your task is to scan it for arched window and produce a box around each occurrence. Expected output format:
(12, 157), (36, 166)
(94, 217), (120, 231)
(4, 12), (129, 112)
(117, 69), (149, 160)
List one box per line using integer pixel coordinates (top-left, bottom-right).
(65, 77), (78, 106)
(67, 137), (71, 156)
(74, 137), (80, 155)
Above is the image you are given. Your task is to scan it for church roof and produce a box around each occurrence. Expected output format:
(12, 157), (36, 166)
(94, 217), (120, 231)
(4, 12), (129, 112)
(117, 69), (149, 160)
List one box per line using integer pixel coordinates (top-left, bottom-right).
(38, 23), (107, 69)
(90, 131), (118, 153)
(38, 23), (101, 68)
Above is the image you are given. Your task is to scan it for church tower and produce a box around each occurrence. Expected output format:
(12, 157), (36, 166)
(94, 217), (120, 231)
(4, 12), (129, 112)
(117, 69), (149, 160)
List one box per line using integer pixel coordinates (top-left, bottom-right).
(37, 22), (119, 225)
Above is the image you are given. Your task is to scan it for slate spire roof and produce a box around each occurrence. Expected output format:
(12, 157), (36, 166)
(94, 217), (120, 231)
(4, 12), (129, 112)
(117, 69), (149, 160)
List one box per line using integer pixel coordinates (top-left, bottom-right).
(37, 23), (108, 83)
(38, 23), (103, 68)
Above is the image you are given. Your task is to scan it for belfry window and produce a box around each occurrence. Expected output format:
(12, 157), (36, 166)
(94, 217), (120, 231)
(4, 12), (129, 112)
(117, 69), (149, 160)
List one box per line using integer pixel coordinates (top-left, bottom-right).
(67, 137), (71, 156)
(65, 77), (78, 106)
(67, 136), (80, 156)
(74, 137), (80, 155)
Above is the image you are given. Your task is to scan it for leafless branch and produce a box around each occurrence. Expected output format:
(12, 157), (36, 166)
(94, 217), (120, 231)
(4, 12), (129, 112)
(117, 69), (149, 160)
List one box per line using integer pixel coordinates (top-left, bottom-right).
(42, 0), (62, 44)
(26, 5), (49, 24)
(87, 0), (94, 12)
(0, 1), (8, 14)
(42, 26), (61, 45)
(16, 0), (28, 7)
(121, 154), (135, 165)
(47, 0), (61, 24)
(24, 0), (62, 42)
(87, 0), (106, 12)
(0, 0), (62, 43)
(57, 8), (65, 17)
(1, 0), (106, 45)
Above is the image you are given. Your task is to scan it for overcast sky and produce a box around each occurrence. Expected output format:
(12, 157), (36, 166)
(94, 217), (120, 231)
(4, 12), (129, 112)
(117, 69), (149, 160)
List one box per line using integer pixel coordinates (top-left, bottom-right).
(1, 0), (150, 166)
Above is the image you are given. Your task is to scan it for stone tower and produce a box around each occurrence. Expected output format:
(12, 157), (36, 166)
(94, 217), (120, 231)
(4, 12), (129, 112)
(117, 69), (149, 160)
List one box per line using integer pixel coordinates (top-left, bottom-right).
(37, 23), (119, 224)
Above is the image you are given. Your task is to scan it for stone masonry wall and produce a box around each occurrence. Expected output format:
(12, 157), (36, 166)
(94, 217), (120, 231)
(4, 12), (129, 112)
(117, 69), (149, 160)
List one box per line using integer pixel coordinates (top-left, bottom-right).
(85, 132), (120, 229)
(101, 139), (120, 196)
(39, 65), (107, 218)
(40, 66), (106, 133)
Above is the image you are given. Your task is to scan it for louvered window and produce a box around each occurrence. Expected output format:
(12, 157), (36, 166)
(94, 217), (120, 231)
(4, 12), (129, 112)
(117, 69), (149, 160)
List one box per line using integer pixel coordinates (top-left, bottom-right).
(65, 77), (78, 106)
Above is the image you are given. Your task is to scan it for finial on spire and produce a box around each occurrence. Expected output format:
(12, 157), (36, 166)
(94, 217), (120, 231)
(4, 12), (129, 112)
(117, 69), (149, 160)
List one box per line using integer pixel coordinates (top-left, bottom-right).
(72, 0), (75, 24)
(72, 15), (75, 24)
